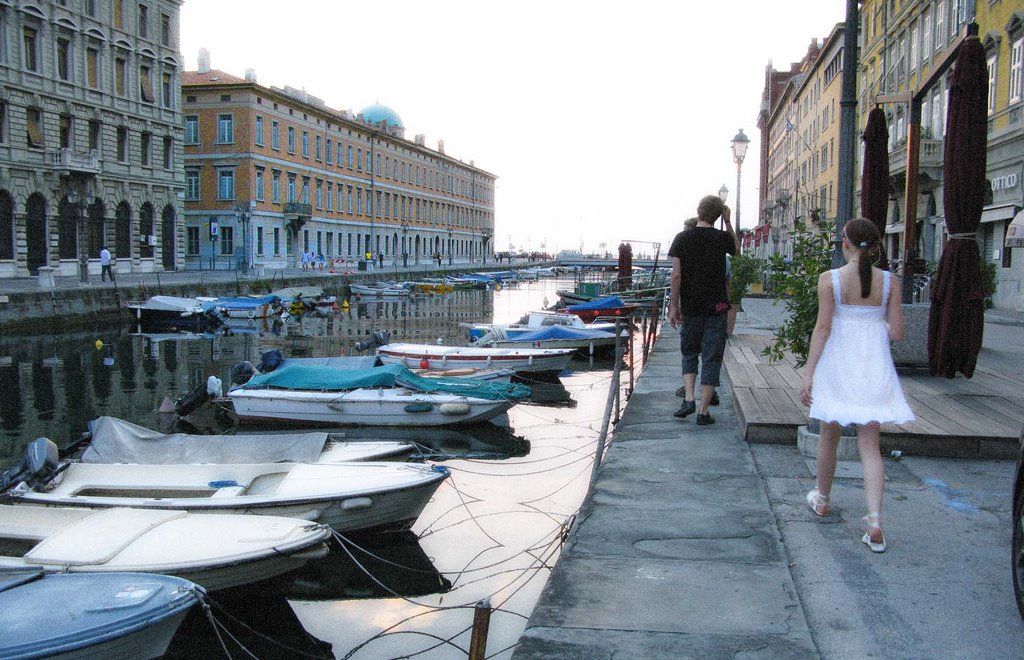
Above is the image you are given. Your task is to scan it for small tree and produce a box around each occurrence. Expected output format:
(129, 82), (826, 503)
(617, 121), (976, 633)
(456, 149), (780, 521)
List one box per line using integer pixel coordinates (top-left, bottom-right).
(762, 222), (835, 367)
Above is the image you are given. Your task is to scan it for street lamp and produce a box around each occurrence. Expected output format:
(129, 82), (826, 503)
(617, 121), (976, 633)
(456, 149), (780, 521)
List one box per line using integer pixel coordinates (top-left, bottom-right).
(447, 228), (453, 266)
(234, 204), (251, 271)
(718, 184), (729, 202)
(730, 129), (750, 235)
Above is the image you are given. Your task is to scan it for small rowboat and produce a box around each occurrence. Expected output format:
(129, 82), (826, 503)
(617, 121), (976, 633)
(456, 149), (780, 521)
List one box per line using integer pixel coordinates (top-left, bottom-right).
(377, 342), (574, 373)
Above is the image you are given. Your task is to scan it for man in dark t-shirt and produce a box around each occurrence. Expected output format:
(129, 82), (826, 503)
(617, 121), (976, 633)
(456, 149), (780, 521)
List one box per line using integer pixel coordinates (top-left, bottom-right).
(668, 195), (738, 425)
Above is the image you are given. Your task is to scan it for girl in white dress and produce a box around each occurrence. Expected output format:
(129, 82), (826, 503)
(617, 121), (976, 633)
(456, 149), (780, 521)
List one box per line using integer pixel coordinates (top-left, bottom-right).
(800, 218), (914, 553)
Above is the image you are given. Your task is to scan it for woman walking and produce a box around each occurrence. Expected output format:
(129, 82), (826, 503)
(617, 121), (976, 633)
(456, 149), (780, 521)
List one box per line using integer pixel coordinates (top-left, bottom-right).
(800, 218), (914, 553)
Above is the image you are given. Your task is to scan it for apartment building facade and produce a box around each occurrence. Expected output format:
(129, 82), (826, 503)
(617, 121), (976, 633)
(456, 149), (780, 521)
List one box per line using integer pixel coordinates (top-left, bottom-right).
(181, 62), (496, 272)
(755, 35), (831, 261)
(860, 0), (1024, 310)
(0, 0), (185, 280)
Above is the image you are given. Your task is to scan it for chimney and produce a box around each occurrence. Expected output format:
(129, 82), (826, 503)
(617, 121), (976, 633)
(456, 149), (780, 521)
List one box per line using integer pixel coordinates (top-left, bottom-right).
(244, 68), (257, 83)
(437, 139), (445, 154)
(414, 134), (425, 146)
(198, 48), (211, 73)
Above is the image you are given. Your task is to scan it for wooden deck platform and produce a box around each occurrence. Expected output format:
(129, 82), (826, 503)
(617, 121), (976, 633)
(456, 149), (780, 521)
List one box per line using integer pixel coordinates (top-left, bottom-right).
(725, 333), (1023, 458)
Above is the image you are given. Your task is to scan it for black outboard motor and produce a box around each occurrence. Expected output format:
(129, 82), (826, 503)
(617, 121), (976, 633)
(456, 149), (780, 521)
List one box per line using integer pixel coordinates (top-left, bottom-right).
(0, 437), (60, 492)
(354, 330), (391, 352)
(230, 360), (257, 385)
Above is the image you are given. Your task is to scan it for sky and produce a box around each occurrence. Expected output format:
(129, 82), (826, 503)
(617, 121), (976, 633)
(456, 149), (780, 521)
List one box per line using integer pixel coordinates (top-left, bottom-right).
(180, 0), (849, 255)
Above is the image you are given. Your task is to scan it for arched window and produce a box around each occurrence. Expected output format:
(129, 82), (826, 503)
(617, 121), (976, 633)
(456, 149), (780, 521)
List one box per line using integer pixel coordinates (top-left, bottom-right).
(26, 193), (48, 274)
(139, 202), (154, 258)
(161, 204), (175, 270)
(88, 199), (105, 257)
(115, 201), (132, 257)
(58, 197), (77, 260)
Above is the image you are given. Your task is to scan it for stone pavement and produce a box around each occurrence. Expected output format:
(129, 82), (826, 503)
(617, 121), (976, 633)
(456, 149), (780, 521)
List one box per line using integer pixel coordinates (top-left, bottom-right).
(514, 323), (817, 658)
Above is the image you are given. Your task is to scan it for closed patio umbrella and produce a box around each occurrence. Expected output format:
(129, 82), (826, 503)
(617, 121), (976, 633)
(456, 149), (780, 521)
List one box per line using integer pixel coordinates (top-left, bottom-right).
(927, 33), (987, 379)
(860, 106), (890, 270)
(617, 242), (633, 291)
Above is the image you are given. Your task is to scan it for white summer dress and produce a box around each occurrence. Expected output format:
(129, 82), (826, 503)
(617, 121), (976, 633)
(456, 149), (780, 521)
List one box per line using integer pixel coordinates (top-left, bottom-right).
(808, 269), (914, 426)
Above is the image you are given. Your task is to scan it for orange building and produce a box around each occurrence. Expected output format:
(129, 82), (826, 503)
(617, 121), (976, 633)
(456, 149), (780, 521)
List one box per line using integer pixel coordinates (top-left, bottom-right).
(181, 56), (496, 271)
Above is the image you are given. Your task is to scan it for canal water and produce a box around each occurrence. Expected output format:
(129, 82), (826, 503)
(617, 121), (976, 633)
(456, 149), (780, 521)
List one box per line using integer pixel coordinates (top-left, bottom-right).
(0, 277), (652, 659)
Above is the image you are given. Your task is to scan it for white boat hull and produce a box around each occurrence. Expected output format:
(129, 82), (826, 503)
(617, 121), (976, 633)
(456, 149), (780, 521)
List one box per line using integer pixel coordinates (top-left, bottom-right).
(350, 284), (410, 297)
(377, 343), (574, 373)
(8, 462), (449, 534)
(0, 505), (330, 592)
(228, 387), (515, 427)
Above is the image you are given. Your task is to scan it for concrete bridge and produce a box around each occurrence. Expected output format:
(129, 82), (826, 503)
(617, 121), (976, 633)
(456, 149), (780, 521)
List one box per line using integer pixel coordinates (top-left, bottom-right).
(554, 256), (669, 270)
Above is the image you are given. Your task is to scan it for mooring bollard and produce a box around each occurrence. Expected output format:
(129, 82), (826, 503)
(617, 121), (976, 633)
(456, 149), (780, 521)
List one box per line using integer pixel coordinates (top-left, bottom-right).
(468, 598), (492, 660)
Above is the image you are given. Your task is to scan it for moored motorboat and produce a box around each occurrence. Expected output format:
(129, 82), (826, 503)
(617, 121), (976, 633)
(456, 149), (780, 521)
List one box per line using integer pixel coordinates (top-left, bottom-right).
(377, 342), (574, 374)
(227, 363), (529, 427)
(124, 296), (224, 331)
(473, 325), (620, 355)
(350, 282), (411, 297)
(465, 310), (620, 342)
(0, 505), (331, 592)
(3, 438), (450, 534)
(82, 416), (416, 465)
(0, 571), (202, 660)
(565, 295), (639, 322)
(205, 294), (281, 319)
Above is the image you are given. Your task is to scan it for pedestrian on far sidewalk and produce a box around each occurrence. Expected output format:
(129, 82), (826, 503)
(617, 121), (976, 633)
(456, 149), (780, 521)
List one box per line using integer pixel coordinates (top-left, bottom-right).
(100, 246), (114, 282)
(800, 217), (914, 554)
(668, 195), (738, 426)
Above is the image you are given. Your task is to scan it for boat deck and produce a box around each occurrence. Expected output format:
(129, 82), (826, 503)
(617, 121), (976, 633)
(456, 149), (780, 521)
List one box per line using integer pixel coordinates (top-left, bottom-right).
(725, 333), (1024, 458)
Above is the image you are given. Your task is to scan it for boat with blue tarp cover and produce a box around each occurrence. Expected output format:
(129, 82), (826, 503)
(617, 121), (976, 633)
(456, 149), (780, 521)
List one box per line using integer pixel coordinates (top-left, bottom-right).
(474, 324), (620, 354)
(227, 363), (530, 426)
(565, 295), (638, 322)
(0, 571), (202, 660)
(206, 294), (281, 319)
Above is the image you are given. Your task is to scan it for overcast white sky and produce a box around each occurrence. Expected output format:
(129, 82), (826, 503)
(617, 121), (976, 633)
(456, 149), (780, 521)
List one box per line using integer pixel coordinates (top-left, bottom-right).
(181, 0), (848, 255)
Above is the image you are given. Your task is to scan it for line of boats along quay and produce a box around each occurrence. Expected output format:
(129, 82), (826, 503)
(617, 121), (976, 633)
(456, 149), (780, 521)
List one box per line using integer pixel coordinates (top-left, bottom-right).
(0, 263), (669, 658)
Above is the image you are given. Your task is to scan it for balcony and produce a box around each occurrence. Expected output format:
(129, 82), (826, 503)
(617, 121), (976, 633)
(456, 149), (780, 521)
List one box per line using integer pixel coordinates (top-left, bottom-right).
(50, 148), (100, 175)
(283, 202), (312, 218)
(888, 138), (944, 174)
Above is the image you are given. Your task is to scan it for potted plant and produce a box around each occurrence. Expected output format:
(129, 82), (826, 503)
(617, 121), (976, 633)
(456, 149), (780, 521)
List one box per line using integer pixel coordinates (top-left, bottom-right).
(727, 253), (764, 335)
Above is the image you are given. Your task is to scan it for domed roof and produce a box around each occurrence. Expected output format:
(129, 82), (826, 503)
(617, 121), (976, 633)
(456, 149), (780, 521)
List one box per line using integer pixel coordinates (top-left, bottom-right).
(359, 103), (403, 129)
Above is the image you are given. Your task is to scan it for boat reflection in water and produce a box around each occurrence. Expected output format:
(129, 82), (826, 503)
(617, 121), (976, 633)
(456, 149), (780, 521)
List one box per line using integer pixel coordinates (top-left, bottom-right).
(289, 531), (451, 601)
(351, 423), (531, 461)
(164, 579), (334, 659)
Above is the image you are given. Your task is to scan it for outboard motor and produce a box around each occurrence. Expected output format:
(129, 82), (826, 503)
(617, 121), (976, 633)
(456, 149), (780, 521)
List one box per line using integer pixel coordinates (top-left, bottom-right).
(354, 330), (391, 352)
(0, 437), (60, 492)
(230, 360), (257, 385)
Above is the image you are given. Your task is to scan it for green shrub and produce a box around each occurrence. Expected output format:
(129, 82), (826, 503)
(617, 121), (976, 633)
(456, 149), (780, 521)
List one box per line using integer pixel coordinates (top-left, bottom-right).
(762, 222), (835, 368)
(729, 254), (765, 305)
(980, 260), (997, 309)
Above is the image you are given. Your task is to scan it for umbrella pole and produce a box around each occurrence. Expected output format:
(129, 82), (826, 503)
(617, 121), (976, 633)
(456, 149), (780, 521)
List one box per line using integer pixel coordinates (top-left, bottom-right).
(901, 100), (923, 303)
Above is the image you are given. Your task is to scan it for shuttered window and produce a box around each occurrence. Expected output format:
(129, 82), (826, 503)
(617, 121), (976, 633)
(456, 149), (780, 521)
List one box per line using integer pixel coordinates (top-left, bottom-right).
(140, 65), (154, 102)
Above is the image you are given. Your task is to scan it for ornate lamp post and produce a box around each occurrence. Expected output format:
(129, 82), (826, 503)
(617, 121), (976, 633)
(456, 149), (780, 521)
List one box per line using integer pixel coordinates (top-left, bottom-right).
(234, 204), (251, 271)
(730, 129), (750, 235)
(718, 184), (729, 230)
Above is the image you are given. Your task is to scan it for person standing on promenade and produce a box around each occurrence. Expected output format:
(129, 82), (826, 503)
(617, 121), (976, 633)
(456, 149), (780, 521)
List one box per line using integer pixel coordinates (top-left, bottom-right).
(668, 195), (738, 425)
(100, 246), (114, 282)
(800, 217), (914, 554)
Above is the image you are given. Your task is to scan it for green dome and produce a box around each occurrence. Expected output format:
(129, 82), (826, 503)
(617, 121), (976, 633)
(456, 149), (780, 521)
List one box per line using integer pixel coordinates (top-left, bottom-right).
(359, 104), (403, 129)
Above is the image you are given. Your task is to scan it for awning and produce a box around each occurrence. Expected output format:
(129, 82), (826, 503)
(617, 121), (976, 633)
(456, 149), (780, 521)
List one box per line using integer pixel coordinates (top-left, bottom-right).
(1006, 210), (1024, 248)
(981, 203), (1019, 224)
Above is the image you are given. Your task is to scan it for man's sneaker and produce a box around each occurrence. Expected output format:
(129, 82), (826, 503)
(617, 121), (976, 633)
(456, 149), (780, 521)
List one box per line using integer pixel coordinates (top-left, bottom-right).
(673, 400), (696, 418)
(675, 386), (686, 397)
(696, 413), (715, 426)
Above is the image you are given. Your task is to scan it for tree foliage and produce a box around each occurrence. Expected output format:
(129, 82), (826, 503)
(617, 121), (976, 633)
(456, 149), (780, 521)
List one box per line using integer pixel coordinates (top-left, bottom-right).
(728, 253), (765, 305)
(761, 222), (835, 367)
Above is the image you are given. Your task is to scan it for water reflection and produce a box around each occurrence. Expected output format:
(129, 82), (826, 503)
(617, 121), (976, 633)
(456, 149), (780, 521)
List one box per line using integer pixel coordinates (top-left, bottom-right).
(289, 532), (451, 601)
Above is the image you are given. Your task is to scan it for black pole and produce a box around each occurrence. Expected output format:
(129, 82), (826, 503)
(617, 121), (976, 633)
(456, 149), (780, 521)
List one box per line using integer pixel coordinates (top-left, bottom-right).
(832, 0), (859, 268)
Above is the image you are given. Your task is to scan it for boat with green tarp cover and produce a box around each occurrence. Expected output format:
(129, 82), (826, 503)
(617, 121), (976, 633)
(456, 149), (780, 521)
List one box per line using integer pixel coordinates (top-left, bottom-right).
(228, 364), (530, 427)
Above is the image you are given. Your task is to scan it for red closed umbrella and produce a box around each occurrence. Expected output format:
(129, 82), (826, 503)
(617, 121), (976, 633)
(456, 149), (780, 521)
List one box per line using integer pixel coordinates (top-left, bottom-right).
(927, 34), (988, 379)
(860, 106), (890, 270)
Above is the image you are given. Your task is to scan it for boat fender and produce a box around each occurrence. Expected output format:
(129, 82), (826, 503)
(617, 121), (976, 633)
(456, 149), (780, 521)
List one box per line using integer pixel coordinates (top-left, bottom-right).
(247, 309), (256, 319)
(419, 359), (430, 369)
(341, 497), (373, 511)
(528, 355), (534, 366)
(404, 402), (434, 413)
(439, 402), (471, 416)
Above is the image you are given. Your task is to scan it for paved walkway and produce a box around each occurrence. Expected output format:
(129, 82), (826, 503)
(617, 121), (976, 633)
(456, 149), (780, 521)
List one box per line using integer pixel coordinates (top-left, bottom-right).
(515, 322), (817, 658)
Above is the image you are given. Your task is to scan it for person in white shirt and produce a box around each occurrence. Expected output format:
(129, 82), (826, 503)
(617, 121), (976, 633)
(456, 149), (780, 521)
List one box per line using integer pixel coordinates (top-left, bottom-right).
(100, 246), (114, 282)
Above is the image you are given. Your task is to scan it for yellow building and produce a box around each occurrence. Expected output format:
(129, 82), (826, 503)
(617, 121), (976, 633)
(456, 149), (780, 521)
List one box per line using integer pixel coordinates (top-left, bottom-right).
(859, 0), (1024, 310)
(182, 54), (496, 271)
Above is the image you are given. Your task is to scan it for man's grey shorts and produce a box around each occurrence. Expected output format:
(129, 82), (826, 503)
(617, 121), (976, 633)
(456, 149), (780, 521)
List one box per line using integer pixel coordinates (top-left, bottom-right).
(679, 314), (727, 386)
